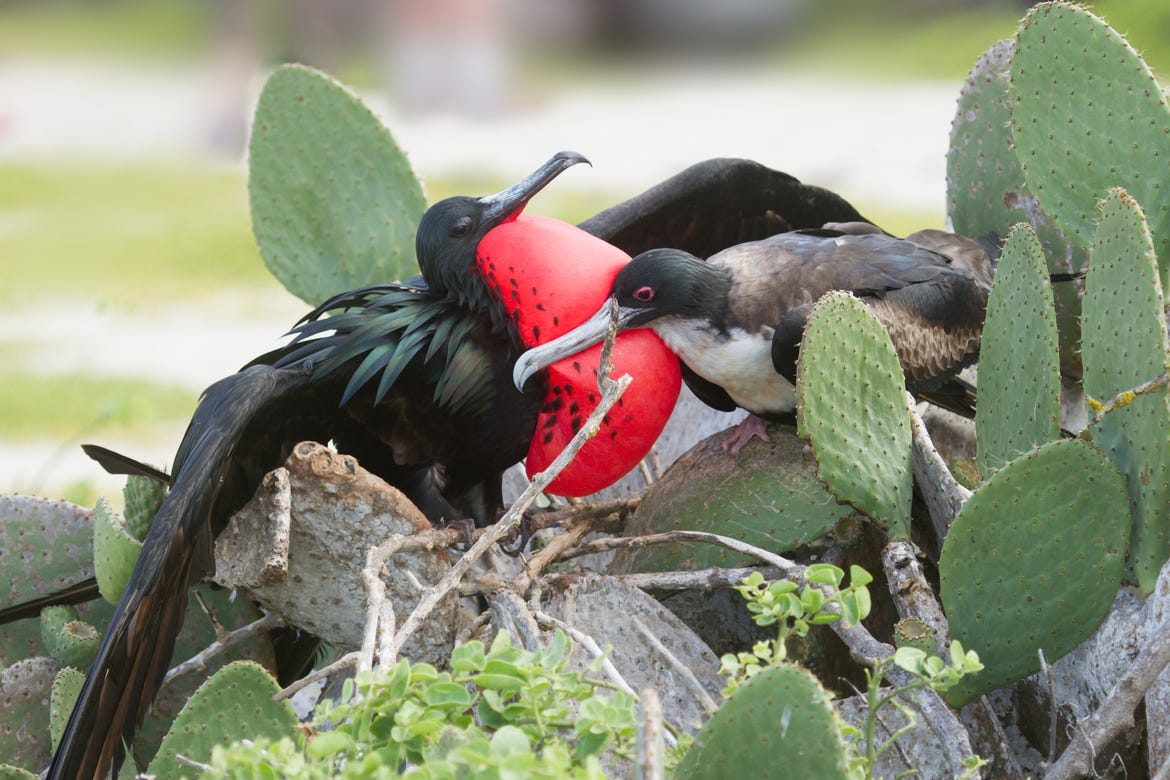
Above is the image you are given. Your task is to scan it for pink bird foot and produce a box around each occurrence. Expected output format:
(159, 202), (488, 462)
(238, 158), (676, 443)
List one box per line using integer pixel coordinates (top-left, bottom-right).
(721, 415), (771, 455)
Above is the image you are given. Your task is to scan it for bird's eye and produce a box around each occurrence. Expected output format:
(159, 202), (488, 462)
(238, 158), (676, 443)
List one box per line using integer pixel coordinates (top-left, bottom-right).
(450, 216), (473, 237)
(633, 286), (655, 303)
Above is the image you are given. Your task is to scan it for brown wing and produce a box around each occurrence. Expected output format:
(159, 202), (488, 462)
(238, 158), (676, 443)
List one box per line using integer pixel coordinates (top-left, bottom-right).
(578, 158), (870, 259)
(711, 231), (988, 390)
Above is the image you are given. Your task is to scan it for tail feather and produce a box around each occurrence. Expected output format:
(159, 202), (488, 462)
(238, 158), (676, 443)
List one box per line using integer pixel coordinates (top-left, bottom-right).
(50, 366), (315, 779)
(0, 577), (101, 625)
(81, 444), (171, 485)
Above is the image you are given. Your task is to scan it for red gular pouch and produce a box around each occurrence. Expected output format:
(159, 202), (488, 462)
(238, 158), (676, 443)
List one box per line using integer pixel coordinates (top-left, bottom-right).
(476, 214), (682, 496)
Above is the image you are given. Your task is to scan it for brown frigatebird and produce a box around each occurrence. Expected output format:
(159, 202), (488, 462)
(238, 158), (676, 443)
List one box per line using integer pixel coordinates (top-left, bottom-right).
(513, 227), (993, 453)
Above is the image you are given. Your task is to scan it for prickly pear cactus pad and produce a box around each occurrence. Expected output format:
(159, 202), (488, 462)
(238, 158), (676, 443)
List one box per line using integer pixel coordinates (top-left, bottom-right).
(146, 661), (299, 779)
(976, 223), (1061, 477)
(39, 606), (99, 670)
(0, 657), (58, 771)
(249, 64), (426, 303)
(122, 474), (165, 541)
(948, 37), (1086, 366)
(609, 426), (854, 573)
(1010, 2), (1170, 287)
(49, 666), (84, 752)
(797, 291), (912, 539)
(948, 39), (1026, 241)
(939, 439), (1129, 706)
(1082, 188), (1170, 593)
(92, 496), (143, 604)
(675, 664), (850, 780)
(0, 495), (113, 667)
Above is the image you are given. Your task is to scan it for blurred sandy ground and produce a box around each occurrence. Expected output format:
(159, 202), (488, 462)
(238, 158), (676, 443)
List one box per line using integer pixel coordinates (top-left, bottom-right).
(0, 0), (958, 208)
(0, 0), (980, 495)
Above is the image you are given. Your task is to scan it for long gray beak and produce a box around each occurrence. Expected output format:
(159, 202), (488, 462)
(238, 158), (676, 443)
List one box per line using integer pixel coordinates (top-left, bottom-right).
(512, 299), (640, 389)
(480, 150), (591, 224)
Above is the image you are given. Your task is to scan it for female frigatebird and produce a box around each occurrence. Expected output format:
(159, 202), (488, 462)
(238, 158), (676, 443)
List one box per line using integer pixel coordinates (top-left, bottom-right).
(513, 228), (991, 453)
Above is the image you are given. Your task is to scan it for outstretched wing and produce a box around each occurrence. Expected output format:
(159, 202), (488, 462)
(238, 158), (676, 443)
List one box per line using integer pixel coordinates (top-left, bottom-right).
(578, 158), (869, 259)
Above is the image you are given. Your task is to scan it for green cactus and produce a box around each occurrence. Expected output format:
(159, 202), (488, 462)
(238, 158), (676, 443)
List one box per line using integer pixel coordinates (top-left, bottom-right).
(249, 64), (426, 303)
(0, 766), (38, 780)
(49, 666), (84, 752)
(122, 474), (165, 541)
(949, 37), (1087, 372)
(1082, 188), (1170, 593)
(1009, 2), (1170, 290)
(976, 223), (1061, 477)
(0, 495), (114, 667)
(146, 661), (300, 780)
(797, 291), (912, 539)
(939, 439), (1129, 706)
(0, 657), (58, 771)
(893, 617), (937, 656)
(610, 426), (855, 573)
(92, 496), (143, 605)
(676, 664), (850, 779)
(39, 606), (99, 670)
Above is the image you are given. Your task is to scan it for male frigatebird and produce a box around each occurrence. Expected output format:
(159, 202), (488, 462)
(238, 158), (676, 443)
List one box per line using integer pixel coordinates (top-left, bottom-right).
(14, 155), (873, 778)
(1, 157), (870, 625)
(46, 151), (631, 780)
(514, 227), (992, 453)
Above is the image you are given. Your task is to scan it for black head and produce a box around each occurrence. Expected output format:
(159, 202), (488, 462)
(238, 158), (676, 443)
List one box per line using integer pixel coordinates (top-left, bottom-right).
(611, 248), (732, 327)
(415, 151), (589, 312)
(511, 247), (731, 390)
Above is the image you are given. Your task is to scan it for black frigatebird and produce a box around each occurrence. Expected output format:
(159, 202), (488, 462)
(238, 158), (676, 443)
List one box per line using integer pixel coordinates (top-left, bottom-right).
(0, 157), (871, 622)
(10, 156), (876, 778)
(0, 157), (868, 618)
(513, 227), (992, 453)
(45, 151), (612, 780)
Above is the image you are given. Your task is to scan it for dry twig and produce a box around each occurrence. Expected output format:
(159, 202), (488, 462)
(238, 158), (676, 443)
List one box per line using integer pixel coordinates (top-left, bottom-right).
(164, 611), (286, 687)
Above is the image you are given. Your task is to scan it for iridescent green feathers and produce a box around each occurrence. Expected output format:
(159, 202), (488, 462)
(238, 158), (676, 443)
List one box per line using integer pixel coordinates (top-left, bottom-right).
(270, 283), (496, 417)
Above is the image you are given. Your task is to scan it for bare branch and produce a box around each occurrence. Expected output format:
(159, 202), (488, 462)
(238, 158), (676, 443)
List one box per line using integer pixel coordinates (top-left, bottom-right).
(613, 565), (788, 593)
(638, 688), (666, 780)
(882, 539), (951, 658)
(1086, 370), (1170, 426)
(558, 529), (803, 578)
(391, 373), (632, 654)
(164, 612), (286, 687)
(908, 394), (970, 538)
(275, 651), (359, 701)
(1046, 615), (1170, 779)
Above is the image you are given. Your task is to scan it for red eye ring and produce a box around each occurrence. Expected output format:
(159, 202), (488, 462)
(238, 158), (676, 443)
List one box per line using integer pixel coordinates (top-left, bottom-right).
(633, 286), (654, 303)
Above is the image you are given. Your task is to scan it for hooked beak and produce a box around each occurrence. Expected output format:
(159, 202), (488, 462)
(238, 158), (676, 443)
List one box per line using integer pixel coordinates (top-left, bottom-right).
(481, 150), (591, 225)
(513, 299), (641, 389)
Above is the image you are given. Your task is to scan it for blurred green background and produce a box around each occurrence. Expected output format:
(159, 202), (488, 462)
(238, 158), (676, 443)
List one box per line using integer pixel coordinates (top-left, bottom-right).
(0, 0), (1165, 504)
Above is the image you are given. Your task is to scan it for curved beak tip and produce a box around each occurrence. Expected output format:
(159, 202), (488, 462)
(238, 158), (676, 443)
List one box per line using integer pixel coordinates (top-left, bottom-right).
(556, 150), (592, 168)
(513, 360), (534, 391)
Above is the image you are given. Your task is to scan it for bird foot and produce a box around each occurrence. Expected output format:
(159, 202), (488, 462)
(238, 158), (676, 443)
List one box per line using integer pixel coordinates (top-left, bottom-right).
(721, 415), (770, 456)
(500, 514), (535, 557)
(443, 517), (477, 550)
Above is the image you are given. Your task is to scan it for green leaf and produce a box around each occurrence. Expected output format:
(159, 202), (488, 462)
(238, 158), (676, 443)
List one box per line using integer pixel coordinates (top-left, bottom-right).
(805, 563), (845, 587)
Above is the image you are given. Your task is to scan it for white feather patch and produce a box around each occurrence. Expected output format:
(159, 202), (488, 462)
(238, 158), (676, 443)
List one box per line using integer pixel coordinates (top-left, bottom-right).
(653, 317), (795, 414)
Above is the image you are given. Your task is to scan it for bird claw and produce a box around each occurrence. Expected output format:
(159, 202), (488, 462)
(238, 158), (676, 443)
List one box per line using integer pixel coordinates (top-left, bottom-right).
(444, 517), (477, 550)
(721, 415), (771, 456)
(499, 514), (535, 557)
